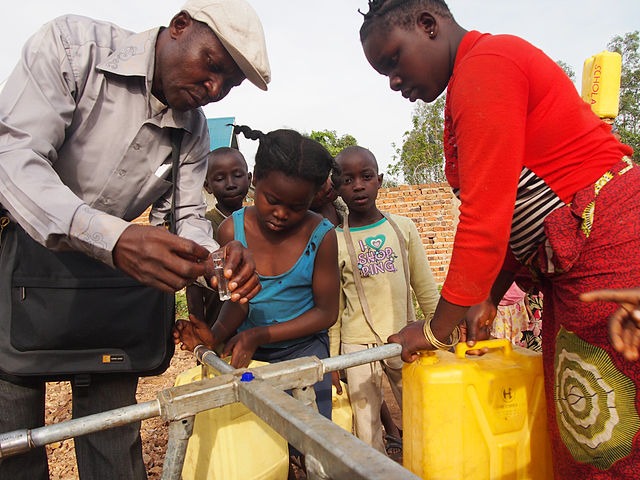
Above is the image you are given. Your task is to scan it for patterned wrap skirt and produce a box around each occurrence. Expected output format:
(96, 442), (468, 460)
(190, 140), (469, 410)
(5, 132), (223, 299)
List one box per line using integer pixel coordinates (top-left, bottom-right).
(531, 157), (640, 479)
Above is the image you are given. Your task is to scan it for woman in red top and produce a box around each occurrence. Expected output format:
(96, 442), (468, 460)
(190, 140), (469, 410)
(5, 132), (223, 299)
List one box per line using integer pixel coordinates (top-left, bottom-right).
(359, 1), (639, 478)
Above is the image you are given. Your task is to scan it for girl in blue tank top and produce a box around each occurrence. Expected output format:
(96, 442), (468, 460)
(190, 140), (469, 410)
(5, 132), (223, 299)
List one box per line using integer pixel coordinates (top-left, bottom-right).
(175, 125), (339, 421)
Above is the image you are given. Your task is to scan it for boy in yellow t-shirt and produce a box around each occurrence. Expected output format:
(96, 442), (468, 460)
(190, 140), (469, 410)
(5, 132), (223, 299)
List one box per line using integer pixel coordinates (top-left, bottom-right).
(329, 146), (439, 456)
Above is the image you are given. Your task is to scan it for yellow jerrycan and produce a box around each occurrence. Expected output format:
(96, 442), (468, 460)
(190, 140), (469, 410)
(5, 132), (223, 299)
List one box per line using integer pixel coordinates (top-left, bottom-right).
(581, 50), (622, 119)
(403, 339), (553, 479)
(332, 381), (354, 433)
(174, 361), (289, 480)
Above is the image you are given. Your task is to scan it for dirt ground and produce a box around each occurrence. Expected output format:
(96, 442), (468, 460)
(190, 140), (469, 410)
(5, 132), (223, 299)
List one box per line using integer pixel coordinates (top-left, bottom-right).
(43, 349), (402, 479)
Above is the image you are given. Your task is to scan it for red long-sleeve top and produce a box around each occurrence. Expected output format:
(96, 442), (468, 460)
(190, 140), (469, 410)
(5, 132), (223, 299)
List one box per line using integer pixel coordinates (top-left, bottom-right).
(441, 31), (633, 306)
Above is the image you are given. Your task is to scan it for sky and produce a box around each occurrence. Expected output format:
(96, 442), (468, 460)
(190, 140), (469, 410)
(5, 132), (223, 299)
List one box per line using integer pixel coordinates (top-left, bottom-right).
(1, 1), (638, 176)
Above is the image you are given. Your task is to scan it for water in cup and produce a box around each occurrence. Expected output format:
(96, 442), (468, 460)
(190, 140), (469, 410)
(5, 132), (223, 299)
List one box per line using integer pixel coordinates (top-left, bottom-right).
(210, 251), (231, 301)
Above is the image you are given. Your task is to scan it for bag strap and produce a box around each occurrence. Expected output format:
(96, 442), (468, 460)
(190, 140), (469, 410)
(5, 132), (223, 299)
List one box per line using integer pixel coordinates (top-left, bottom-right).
(342, 212), (413, 347)
(381, 212), (413, 320)
(169, 128), (185, 234)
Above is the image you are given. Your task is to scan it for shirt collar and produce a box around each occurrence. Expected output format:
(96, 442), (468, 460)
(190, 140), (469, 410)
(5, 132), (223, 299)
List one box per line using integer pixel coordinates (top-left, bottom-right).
(97, 27), (159, 79)
(97, 27), (198, 132)
(454, 30), (489, 70)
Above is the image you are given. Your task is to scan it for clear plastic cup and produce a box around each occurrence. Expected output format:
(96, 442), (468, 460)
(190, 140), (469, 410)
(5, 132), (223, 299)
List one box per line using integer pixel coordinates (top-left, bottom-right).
(209, 250), (231, 301)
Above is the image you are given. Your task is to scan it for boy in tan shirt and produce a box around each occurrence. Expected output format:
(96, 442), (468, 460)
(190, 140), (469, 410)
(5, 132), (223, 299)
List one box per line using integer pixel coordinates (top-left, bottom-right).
(330, 146), (439, 456)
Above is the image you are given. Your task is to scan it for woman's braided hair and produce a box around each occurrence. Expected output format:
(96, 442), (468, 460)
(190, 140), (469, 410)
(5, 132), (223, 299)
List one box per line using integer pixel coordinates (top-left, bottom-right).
(359, 0), (453, 41)
(232, 125), (336, 191)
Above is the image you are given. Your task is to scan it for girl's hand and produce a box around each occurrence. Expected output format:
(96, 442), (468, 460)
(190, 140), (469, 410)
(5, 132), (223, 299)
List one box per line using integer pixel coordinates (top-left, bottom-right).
(388, 321), (430, 363)
(172, 314), (216, 351)
(210, 241), (261, 304)
(223, 329), (260, 368)
(331, 371), (343, 394)
(581, 288), (640, 361)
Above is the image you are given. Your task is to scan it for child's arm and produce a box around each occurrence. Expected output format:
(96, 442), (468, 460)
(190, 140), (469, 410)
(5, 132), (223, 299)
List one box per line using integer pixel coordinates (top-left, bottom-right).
(173, 314), (218, 351)
(328, 263), (346, 358)
(172, 215), (248, 354)
(185, 284), (206, 322)
(328, 276), (346, 392)
(210, 216), (260, 303)
(172, 301), (249, 352)
(211, 300), (249, 345)
(223, 229), (340, 368)
(206, 216), (251, 344)
(215, 216), (234, 245)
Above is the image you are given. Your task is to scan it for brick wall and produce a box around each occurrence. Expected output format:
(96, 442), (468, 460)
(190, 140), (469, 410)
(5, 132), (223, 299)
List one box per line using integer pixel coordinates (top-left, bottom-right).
(134, 182), (458, 284)
(376, 183), (457, 284)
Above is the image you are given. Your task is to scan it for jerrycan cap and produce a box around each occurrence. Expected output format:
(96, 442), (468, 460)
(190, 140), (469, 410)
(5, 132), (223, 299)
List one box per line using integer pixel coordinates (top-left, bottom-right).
(416, 350), (440, 365)
(455, 338), (512, 359)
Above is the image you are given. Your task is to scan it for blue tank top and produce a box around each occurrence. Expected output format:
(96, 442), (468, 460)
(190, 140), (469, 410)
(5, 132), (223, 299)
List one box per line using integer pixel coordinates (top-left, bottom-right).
(232, 208), (335, 348)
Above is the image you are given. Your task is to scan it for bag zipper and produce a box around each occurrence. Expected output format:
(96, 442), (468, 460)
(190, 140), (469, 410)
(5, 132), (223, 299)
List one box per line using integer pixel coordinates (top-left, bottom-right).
(0, 215), (9, 246)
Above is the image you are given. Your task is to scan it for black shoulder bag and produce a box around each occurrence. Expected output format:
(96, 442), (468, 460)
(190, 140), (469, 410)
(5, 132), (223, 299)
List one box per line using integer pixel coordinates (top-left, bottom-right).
(0, 129), (184, 379)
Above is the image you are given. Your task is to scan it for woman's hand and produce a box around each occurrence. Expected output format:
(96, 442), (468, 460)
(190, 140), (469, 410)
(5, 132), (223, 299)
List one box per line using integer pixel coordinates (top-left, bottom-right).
(388, 321), (431, 363)
(461, 299), (496, 355)
(581, 288), (640, 361)
(172, 314), (216, 351)
(209, 241), (261, 304)
(222, 329), (261, 368)
(388, 298), (471, 362)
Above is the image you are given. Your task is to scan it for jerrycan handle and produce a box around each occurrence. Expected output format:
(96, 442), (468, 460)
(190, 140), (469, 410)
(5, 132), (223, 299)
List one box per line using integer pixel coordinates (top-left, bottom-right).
(455, 338), (512, 359)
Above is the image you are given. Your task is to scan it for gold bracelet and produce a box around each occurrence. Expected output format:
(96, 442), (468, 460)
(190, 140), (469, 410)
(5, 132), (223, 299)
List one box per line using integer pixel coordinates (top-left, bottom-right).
(422, 318), (461, 350)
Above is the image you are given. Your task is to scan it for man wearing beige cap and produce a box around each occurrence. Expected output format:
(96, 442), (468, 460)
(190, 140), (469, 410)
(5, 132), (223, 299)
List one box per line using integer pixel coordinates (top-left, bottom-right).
(0, 1), (269, 478)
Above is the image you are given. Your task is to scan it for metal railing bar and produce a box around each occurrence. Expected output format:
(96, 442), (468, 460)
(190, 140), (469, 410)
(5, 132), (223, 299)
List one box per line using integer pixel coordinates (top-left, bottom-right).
(0, 401), (159, 458)
(237, 378), (419, 480)
(1, 344), (416, 480)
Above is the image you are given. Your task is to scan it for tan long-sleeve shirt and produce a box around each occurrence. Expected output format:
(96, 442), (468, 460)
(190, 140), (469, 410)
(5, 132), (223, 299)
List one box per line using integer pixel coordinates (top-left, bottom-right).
(0, 15), (217, 266)
(329, 213), (440, 356)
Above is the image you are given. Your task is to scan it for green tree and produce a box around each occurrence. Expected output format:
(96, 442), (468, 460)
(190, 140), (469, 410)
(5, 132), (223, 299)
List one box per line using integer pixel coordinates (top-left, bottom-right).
(308, 129), (358, 157)
(608, 31), (640, 162)
(389, 96), (446, 185)
(556, 60), (576, 82)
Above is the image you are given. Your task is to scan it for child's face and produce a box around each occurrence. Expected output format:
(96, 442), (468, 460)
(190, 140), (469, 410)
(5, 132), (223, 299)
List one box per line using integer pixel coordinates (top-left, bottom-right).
(309, 176), (337, 211)
(253, 171), (316, 233)
(337, 151), (382, 215)
(204, 152), (251, 212)
(362, 18), (450, 103)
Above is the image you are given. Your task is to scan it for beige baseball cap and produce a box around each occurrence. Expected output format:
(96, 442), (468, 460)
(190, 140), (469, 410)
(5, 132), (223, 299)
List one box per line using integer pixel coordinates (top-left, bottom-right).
(181, 0), (271, 90)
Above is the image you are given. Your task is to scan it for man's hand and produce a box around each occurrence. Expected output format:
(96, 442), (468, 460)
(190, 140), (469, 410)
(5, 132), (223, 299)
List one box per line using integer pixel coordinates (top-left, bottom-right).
(209, 241), (261, 303)
(581, 288), (640, 361)
(114, 224), (209, 292)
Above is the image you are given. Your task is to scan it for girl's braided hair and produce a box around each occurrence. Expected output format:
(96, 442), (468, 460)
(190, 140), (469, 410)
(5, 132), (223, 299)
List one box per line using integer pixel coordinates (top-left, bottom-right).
(232, 125), (336, 191)
(359, 0), (453, 41)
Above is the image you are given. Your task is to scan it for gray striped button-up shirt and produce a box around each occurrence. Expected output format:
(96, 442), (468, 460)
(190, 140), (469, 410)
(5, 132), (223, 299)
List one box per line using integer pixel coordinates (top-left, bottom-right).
(0, 14), (218, 266)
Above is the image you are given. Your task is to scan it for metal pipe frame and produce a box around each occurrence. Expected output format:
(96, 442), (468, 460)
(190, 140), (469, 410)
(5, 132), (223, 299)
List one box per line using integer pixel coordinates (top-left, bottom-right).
(0, 344), (418, 480)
